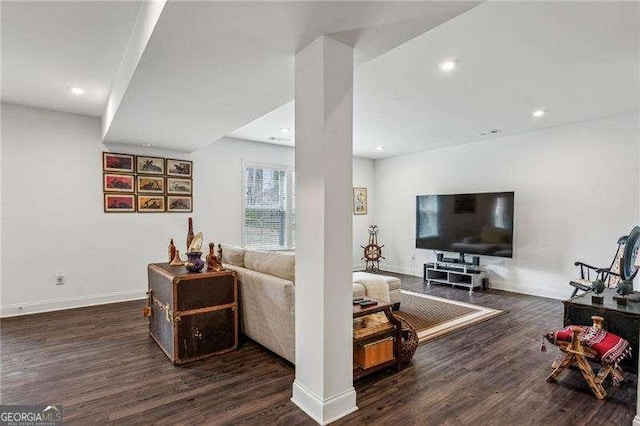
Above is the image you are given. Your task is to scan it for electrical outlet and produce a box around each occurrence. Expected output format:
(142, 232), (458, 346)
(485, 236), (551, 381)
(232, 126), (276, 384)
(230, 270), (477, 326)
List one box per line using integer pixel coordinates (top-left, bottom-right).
(55, 273), (65, 285)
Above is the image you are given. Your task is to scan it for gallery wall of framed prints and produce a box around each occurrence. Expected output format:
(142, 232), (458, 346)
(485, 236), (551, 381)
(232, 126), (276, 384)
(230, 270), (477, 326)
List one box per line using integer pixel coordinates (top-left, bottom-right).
(102, 152), (193, 213)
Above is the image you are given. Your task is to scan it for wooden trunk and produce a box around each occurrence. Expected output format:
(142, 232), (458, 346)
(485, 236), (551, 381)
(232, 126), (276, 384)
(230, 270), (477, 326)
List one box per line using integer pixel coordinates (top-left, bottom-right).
(147, 263), (238, 365)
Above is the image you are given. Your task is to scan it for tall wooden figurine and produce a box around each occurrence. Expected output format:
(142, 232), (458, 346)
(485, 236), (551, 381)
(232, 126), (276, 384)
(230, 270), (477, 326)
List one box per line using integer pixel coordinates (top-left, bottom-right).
(361, 225), (385, 273)
(186, 217), (195, 250)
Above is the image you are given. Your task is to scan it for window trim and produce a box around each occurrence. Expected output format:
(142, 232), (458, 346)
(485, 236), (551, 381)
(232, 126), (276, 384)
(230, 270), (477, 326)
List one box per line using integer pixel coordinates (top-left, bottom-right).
(241, 160), (295, 250)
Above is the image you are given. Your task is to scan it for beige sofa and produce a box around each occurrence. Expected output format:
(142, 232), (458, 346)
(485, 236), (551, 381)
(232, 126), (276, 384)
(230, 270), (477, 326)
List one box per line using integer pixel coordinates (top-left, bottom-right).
(353, 271), (401, 306)
(221, 245), (401, 363)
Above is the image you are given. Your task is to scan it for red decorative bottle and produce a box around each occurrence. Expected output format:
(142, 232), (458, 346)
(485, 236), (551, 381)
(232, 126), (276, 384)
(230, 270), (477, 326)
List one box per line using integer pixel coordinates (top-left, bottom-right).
(168, 239), (176, 262)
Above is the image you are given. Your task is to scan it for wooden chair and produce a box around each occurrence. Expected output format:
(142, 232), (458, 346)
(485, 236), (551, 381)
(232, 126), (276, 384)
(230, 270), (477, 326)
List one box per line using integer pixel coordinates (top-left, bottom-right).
(545, 316), (624, 400)
(570, 237), (627, 297)
(570, 226), (640, 297)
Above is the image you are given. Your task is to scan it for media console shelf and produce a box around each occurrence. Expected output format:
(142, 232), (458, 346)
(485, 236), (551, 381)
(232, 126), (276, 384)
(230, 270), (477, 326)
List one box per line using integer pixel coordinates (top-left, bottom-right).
(423, 261), (487, 294)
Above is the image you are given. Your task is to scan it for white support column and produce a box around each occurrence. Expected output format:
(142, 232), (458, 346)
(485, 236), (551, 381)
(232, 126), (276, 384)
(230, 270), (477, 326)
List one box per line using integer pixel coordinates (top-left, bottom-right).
(635, 128), (640, 426)
(291, 35), (357, 425)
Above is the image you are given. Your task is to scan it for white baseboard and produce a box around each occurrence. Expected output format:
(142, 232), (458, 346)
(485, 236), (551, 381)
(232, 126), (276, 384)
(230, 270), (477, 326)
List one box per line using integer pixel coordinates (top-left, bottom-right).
(380, 264), (419, 276)
(0, 289), (146, 318)
(381, 264), (567, 301)
(488, 281), (566, 301)
(291, 380), (358, 425)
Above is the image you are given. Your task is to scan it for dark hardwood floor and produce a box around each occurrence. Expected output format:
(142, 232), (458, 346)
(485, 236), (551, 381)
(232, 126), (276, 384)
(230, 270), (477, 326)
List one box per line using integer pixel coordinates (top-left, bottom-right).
(1, 273), (636, 425)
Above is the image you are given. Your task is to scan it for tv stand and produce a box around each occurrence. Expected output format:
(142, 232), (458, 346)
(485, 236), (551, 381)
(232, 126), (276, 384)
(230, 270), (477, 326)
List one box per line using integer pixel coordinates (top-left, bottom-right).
(423, 261), (487, 294)
(436, 252), (480, 266)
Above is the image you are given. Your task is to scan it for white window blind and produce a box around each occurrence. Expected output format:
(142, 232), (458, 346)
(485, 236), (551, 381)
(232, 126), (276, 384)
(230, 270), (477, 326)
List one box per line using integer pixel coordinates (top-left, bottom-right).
(417, 196), (439, 238)
(243, 163), (295, 249)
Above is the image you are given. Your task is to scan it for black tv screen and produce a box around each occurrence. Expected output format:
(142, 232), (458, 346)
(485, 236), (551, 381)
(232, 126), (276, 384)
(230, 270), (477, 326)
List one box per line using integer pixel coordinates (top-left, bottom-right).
(416, 192), (514, 258)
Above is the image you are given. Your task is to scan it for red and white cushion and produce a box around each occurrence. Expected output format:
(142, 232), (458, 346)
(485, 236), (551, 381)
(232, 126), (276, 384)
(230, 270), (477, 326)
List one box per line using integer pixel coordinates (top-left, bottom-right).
(545, 326), (631, 365)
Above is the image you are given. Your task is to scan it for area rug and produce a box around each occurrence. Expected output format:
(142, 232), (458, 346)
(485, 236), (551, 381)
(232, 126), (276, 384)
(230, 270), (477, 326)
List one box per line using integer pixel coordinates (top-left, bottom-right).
(395, 290), (505, 344)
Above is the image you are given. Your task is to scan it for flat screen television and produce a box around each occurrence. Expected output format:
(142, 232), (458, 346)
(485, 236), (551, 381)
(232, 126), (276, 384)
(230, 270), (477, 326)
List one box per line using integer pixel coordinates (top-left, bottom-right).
(416, 191), (514, 258)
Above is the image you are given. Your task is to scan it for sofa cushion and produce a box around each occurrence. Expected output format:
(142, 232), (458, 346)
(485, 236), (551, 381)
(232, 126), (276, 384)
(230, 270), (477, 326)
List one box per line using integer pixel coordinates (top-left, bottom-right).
(244, 250), (295, 282)
(353, 272), (401, 292)
(385, 276), (402, 292)
(221, 244), (246, 267)
(353, 283), (366, 297)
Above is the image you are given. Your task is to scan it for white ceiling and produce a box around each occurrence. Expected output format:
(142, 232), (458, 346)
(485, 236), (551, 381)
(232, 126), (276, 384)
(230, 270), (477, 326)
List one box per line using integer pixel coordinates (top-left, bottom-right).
(101, 1), (480, 151)
(230, 101), (296, 147)
(2, 1), (638, 158)
(1, 1), (141, 117)
(232, 1), (640, 158)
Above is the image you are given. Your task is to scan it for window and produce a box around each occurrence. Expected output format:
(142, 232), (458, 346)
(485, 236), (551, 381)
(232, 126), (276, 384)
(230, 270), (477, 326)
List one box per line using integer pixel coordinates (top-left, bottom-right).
(493, 196), (506, 229)
(243, 163), (295, 249)
(417, 195), (439, 238)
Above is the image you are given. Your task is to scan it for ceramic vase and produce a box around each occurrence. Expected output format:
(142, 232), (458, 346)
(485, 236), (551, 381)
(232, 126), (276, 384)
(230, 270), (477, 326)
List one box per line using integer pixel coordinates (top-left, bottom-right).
(185, 251), (205, 273)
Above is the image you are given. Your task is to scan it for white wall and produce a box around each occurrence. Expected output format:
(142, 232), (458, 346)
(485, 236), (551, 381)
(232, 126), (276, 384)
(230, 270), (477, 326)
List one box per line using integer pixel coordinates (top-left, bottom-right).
(0, 104), (191, 316)
(192, 137), (375, 267)
(374, 113), (640, 300)
(192, 137), (294, 247)
(3, 105), (635, 314)
(0, 109), (374, 317)
(352, 157), (375, 269)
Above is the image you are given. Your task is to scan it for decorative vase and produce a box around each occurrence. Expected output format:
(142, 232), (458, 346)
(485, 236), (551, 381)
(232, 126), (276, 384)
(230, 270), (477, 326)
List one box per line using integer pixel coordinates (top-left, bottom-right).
(185, 251), (205, 273)
(186, 217), (195, 250)
(170, 250), (184, 266)
(168, 238), (176, 263)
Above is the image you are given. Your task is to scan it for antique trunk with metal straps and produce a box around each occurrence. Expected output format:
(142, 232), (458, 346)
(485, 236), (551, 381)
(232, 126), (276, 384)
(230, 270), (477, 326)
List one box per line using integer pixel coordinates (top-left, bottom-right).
(147, 263), (238, 364)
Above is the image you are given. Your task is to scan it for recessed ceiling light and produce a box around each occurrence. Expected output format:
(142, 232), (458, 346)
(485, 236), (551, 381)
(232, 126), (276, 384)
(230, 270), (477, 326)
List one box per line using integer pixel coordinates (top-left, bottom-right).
(69, 86), (84, 95)
(439, 60), (457, 72)
(375, 146), (384, 151)
(533, 109), (546, 118)
(141, 143), (152, 147)
(279, 127), (291, 134)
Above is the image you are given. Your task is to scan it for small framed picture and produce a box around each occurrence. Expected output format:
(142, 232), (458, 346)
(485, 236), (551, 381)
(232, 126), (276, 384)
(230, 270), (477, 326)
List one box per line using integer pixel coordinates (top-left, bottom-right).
(103, 152), (134, 173)
(137, 176), (165, 194)
(103, 173), (135, 192)
(166, 159), (192, 177)
(138, 195), (165, 212)
(104, 194), (135, 212)
(353, 187), (367, 215)
(167, 178), (192, 194)
(167, 196), (193, 212)
(136, 156), (165, 175)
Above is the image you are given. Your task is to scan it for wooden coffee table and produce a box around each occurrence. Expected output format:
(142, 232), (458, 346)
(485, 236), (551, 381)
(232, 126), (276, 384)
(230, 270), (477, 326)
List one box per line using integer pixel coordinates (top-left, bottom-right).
(353, 299), (402, 380)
